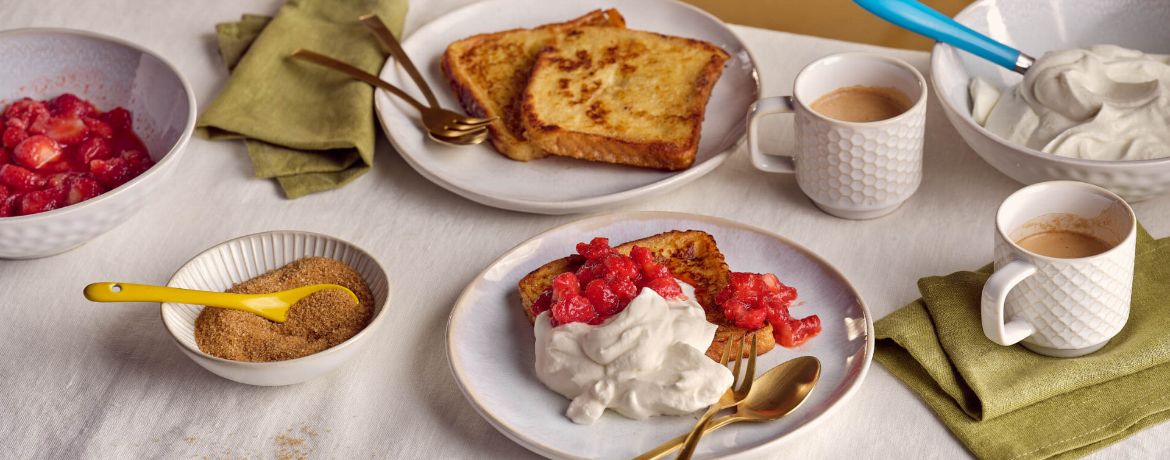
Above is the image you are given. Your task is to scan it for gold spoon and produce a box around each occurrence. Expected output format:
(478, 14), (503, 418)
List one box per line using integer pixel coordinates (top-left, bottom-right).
(636, 356), (821, 460)
(83, 282), (358, 323)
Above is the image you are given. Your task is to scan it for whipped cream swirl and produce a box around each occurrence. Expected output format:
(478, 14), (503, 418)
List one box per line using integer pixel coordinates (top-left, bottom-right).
(533, 283), (733, 425)
(970, 45), (1170, 160)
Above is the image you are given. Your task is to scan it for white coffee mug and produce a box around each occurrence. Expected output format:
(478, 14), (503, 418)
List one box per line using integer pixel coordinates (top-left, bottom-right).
(747, 53), (927, 219)
(982, 181), (1137, 358)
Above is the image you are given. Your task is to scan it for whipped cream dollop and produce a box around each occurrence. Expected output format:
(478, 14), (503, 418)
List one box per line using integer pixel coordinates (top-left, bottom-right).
(970, 45), (1170, 160)
(533, 282), (733, 425)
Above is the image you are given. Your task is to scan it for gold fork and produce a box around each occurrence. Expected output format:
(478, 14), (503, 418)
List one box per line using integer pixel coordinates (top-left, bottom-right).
(635, 332), (758, 460)
(359, 14), (442, 109)
(289, 48), (493, 142)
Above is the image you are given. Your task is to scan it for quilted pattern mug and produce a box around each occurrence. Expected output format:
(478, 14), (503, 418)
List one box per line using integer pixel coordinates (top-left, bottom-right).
(747, 52), (926, 219)
(982, 181), (1137, 358)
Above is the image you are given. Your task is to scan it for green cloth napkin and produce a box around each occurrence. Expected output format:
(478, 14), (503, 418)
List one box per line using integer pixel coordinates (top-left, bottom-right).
(876, 226), (1170, 459)
(196, 0), (407, 198)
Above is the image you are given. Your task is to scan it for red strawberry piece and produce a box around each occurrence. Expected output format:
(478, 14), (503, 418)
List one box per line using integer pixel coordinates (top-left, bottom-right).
(13, 135), (62, 169)
(0, 194), (17, 217)
(0, 164), (44, 192)
(44, 116), (89, 145)
(3, 99), (49, 125)
(74, 137), (111, 163)
(552, 295), (597, 325)
(644, 276), (683, 300)
(83, 117), (113, 139)
(35, 159), (72, 175)
(601, 254), (637, 280)
(49, 93), (97, 118)
(607, 277), (638, 304)
(90, 157), (133, 188)
(530, 291), (553, 318)
(575, 237), (614, 260)
(0, 148), (8, 165)
(774, 315), (822, 348)
(2, 125), (26, 149)
(18, 187), (64, 215)
(103, 107), (133, 130)
(585, 279), (620, 316)
(65, 176), (104, 205)
(119, 149), (155, 175)
(551, 272), (581, 301)
(760, 273), (783, 293)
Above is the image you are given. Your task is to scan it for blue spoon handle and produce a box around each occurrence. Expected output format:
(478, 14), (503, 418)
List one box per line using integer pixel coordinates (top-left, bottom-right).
(854, 0), (1025, 71)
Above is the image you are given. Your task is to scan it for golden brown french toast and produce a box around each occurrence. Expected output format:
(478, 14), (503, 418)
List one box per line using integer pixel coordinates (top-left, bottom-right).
(440, 10), (626, 161)
(517, 230), (775, 360)
(520, 27), (730, 170)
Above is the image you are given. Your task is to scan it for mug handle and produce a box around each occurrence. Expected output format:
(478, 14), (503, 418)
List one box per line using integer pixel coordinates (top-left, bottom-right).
(980, 259), (1038, 345)
(747, 96), (797, 173)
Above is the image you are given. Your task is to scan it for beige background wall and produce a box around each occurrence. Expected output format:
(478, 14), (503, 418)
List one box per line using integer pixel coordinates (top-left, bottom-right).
(681, 0), (972, 50)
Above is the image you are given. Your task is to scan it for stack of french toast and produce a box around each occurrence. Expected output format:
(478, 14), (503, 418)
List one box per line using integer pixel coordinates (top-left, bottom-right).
(441, 9), (730, 171)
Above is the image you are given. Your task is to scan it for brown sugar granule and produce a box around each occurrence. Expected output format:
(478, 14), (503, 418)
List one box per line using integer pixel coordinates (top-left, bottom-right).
(194, 257), (374, 362)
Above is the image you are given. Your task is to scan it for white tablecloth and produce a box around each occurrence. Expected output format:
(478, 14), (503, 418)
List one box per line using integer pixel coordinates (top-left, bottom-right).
(3, 0), (1169, 458)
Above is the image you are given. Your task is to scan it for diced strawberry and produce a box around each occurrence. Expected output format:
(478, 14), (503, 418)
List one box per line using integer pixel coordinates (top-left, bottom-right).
(0, 148), (8, 165)
(119, 149), (154, 175)
(575, 237), (614, 260)
(48, 93), (97, 118)
(552, 295), (596, 325)
(0, 194), (18, 217)
(89, 157), (133, 188)
(602, 254), (637, 280)
(607, 277), (637, 304)
(65, 176), (104, 205)
(13, 135), (62, 169)
(760, 273), (782, 293)
(3, 99), (48, 126)
(644, 276), (683, 300)
(551, 272), (581, 301)
(585, 279), (620, 316)
(35, 160), (72, 174)
(2, 125), (26, 149)
(43, 117), (89, 145)
(83, 117), (113, 139)
(103, 107), (132, 130)
(0, 164), (44, 192)
(18, 187), (64, 215)
(530, 291), (553, 318)
(774, 315), (822, 348)
(74, 137), (111, 163)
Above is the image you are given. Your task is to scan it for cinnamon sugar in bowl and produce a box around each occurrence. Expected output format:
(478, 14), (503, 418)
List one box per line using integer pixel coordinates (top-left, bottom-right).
(160, 231), (390, 386)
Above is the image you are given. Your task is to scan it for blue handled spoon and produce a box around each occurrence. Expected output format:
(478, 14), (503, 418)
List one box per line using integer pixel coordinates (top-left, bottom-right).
(854, 0), (1035, 74)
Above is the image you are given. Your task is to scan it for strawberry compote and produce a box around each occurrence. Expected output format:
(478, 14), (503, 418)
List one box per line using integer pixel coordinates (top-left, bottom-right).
(0, 94), (155, 217)
(716, 272), (821, 347)
(531, 237), (685, 326)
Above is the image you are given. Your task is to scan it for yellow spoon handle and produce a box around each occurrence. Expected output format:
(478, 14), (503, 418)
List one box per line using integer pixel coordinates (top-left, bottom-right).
(83, 282), (269, 308)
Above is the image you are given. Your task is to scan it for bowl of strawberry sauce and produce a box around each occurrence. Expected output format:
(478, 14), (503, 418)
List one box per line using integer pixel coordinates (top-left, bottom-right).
(0, 29), (195, 258)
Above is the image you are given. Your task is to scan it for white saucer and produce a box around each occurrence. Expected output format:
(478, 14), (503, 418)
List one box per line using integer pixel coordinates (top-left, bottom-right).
(446, 211), (874, 459)
(374, 0), (759, 214)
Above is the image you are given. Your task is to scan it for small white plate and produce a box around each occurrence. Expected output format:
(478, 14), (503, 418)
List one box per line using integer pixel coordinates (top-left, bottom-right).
(446, 212), (873, 459)
(374, 0), (760, 214)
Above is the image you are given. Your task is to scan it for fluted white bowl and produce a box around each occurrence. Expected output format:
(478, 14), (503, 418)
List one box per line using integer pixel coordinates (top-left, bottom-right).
(931, 0), (1170, 202)
(160, 231), (391, 386)
(0, 28), (195, 258)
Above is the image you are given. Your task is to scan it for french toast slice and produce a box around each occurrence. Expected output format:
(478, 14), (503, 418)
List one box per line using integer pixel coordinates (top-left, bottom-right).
(440, 9), (626, 161)
(517, 230), (775, 360)
(520, 27), (730, 170)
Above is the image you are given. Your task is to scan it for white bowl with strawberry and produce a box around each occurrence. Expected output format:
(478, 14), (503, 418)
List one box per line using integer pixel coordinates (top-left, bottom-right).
(0, 29), (195, 258)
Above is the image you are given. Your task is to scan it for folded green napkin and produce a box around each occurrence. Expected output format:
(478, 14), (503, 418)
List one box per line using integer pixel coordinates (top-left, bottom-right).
(876, 226), (1170, 459)
(196, 0), (407, 198)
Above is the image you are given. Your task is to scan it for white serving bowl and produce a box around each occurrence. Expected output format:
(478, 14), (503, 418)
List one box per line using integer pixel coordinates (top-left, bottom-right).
(0, 28), (195, 258)
(160, 231), (391, 386)
(931, 0), (1170, 202)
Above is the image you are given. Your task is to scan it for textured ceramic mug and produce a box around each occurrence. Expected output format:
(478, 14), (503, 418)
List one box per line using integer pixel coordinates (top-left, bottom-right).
(982, 181), (1137, 358)
(748, 52), (927, 219)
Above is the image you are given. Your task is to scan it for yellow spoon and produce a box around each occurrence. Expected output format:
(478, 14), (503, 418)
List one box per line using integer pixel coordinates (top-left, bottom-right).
(83, 282), (358, 323)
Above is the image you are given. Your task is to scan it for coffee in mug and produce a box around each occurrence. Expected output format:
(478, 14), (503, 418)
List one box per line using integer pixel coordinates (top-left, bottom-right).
(1015, 228), (1113, 259)
(809, 85), (912, 123)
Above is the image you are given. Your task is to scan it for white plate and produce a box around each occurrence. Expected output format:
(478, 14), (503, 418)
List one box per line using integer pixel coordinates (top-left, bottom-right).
(446, 212), (873, 459)
(374, 0), (760, 214)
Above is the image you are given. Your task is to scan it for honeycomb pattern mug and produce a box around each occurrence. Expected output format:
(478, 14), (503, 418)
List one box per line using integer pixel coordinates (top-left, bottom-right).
(748, 52), (927, 219)
(982, 181), (1137, 358)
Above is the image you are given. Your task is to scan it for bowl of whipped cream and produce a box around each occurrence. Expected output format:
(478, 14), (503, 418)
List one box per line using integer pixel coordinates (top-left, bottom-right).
(931, 0), (1170, 201)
